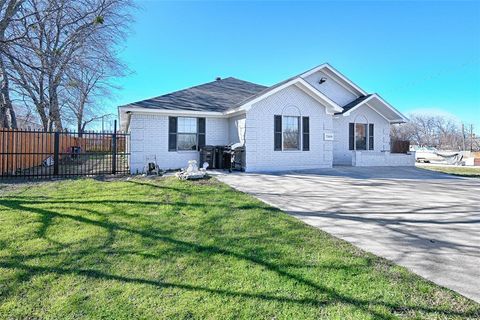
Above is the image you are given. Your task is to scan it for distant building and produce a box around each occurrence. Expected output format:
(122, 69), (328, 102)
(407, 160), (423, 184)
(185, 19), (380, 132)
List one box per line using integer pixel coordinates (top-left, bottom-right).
(16, 116), (43, 130)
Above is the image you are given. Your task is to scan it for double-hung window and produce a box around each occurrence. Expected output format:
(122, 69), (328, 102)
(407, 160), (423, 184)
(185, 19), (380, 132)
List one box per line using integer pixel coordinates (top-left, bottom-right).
(177, 117), (197, 151)
(274, 115), (309, 151)
(349, 123), (374, 150)
(168, 117), (206, 151)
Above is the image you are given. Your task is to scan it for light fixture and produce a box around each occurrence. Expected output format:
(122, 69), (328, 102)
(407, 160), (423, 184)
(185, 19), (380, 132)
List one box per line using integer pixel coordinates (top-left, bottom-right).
(319, 77), (327, 84)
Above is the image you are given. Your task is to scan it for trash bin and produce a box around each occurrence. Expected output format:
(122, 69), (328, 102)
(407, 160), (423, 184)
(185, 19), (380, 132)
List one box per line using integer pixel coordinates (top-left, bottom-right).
(199, 146), (215, 169)
(214, 146), (226, 169)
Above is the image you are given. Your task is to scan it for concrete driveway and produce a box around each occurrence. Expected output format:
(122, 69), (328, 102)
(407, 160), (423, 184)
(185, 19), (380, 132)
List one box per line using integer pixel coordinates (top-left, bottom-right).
(216, 167), (480, 302)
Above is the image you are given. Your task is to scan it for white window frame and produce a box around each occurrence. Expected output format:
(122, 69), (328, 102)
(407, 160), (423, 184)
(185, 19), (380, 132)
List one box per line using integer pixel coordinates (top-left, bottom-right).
(177, 117), (198, 151)
(352, 122), (374, 151)
(354, 122), (367, 151)
(282, 115), (301, 151)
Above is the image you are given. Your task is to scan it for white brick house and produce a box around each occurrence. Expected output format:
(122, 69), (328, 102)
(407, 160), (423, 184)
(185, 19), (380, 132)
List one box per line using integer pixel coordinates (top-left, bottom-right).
(119, 63), (414, 173)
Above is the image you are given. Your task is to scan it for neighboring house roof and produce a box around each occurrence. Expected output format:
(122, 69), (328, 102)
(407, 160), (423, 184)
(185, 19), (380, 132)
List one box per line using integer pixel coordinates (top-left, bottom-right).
(121, 77), (267, 113)
(16, 116), (43, 130)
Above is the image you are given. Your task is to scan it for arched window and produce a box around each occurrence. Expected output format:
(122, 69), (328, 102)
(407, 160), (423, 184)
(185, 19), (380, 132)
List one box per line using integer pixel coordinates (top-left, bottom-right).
(274, 106), (309, 151)
(349, 116), (374, 151)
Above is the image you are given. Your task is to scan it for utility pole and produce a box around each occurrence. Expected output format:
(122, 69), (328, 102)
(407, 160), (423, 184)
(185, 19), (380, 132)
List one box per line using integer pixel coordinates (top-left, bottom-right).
(470, 124), (474, 152)
(462, 123), (466, 151)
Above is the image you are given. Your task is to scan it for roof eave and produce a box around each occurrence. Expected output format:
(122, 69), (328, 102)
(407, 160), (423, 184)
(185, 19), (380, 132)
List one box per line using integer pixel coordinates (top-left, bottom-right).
(120, 106), (224, 116)
(118, 105), (225, 130)
(342, 94), (408, 123)
(300, 63), (368, 96)
(226, 77), (344, 115)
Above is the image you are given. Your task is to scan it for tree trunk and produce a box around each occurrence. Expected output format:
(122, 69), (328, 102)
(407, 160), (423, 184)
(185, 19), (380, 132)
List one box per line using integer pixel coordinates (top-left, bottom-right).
(0, 53), (16, 128)
(77, 115), (83, 137)
(37, 104), (48, 131)
(76, 96), (86, 137)
(48, 82), (63, 131)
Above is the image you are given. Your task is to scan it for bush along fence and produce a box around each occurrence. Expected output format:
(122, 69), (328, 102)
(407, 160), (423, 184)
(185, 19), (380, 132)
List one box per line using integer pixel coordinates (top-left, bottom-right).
(0, 121), (129, 178)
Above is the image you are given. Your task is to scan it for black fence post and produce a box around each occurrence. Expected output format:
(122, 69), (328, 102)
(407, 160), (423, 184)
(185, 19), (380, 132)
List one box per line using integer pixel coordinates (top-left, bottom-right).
(53, 131), (59, 175)
(112, 120), (117, 174)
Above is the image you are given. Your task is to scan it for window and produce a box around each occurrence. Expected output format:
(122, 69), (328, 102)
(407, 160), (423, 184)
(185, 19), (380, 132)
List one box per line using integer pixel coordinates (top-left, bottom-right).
(369, 123), (374, 150)
(168, 117), (205, 152)
(274, 115), (309, 151)
(349, 122), (374, 151)
(355, 123), (367, 150)
(283, 116), (300, 150)
(177, 117), (197, 150)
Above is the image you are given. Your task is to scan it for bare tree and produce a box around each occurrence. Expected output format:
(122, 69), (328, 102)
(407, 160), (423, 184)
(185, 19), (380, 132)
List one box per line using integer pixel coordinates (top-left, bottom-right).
(62, 4), (129, 135)
(391, 112), (464, 150)
(7, 0), (132, 131)
(63, 55), (122, 135)
(0, 0), (24, 128)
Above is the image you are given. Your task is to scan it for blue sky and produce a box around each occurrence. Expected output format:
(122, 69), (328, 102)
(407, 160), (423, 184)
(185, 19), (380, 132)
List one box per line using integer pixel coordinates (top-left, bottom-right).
(107, 0), (480, 132)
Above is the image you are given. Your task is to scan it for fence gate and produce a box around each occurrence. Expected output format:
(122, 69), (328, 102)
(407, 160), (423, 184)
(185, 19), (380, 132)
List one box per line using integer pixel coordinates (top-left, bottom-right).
(0, 122), (129, 179)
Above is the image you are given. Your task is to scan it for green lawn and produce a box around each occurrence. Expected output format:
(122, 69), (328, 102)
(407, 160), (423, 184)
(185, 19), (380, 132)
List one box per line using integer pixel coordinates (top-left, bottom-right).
(417, 164), (480, 177)
(0, 177), (478, 319)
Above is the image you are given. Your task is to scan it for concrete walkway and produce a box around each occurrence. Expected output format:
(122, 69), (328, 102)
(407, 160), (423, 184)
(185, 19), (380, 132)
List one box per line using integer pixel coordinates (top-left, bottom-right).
(216, 167), (480, 302)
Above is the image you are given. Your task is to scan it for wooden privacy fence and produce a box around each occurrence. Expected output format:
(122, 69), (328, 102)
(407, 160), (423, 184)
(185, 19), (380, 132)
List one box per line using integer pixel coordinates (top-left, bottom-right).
(0, 124), (129, 178)
(1, 130), (71, 174)
(391, 140), (410, 154)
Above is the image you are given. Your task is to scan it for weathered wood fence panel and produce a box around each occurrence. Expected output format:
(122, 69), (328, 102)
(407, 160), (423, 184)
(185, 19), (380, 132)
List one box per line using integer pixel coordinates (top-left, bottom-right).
(0, 125), (129, 178)
(391, 140), (410, 154)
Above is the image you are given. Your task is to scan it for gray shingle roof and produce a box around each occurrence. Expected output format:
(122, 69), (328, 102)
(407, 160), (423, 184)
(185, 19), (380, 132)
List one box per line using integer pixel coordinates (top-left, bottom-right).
(122, 77), (268, 112)
(121, 72), (373, 115)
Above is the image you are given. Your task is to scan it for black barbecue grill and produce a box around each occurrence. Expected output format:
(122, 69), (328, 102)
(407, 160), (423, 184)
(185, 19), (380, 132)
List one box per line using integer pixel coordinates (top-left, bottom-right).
(224, 143), (245, 172)
(200, 143), (245, 172)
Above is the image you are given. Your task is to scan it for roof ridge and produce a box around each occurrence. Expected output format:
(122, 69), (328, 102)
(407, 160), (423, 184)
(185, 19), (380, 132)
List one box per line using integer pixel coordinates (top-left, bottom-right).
(120, 77), (266, 108)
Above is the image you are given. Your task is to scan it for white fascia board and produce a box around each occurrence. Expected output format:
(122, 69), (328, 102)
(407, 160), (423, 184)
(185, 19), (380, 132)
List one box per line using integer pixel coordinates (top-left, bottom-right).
(371, 94), (409, 122)
(225, 109), (247, 118)
(118, 106), (226, 131)
(364, 102), (392, 123)
(119, 106), (224, 118)
(228, 77), (344, 115)
(343, 94), (408, 123)
(343, 95), (377, 116)
(296, 78), (344, 113)
(300, 63), (329, 78)
(300, 63), (368, 96)
(390, 119), (408, 124)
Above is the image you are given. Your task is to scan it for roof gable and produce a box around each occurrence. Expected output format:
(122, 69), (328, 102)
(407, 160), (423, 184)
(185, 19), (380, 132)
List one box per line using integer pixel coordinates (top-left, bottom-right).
(300, 63), (367, 97)
(228, 77), (343, 115)
(337, 93), (408, 123)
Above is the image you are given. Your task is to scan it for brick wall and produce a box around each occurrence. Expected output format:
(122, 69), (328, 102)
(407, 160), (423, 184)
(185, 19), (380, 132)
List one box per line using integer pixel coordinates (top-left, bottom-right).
(332, 104), (391, 165)
(129, 114), (228, 173)
(228, 114), (246, 145)
(353, 151), (416, 166)
(245, 85), (333, 172)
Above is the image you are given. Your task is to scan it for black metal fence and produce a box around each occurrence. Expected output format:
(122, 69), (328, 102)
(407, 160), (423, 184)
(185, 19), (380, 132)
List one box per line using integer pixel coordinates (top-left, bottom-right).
(0, 122), (129, 179)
